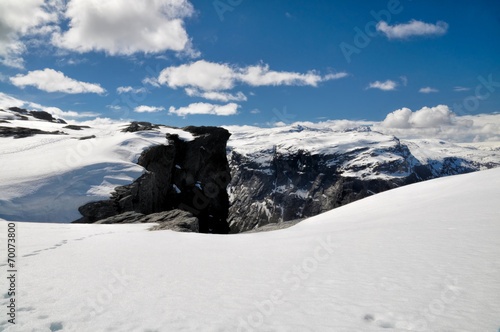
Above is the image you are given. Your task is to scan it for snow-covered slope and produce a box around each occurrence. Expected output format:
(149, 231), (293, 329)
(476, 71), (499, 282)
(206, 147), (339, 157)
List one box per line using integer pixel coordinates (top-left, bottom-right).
(0, 109), (193, 222)
(1, 168), (499, 331)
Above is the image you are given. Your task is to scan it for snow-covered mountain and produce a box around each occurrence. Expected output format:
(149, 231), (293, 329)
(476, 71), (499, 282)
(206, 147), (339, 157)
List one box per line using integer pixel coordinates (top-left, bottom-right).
(1, 166), (499, 331)
(1, 107), (500, 232)
(225, 124), (500, 232)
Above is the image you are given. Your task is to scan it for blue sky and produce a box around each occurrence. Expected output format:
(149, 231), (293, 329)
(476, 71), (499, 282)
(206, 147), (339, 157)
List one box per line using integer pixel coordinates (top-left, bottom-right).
(0, 0), (499, 128)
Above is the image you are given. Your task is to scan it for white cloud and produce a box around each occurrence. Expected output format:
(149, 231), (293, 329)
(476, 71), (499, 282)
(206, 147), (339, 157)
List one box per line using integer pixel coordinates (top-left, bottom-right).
(117, 86), (147, 94)
(377, 19), (449, 39)
(0, 0), (60, 68)
(185, 88), (247, 102)
(381, 105), (455, 128)
(238, 64), (326, 87)
(380, 107), (412, 128)
(52, 0), (195, 56)
(168, 102), (240, 117)
(134, 105), (165, 113)
(106, 105), (121, 110)
(158, 60), (347, 92)
(0, 91), (99, 118)
(454, 86), (470, 92)
(10, 68), (106, 94)
(375, 109), (500, 143)
(321, 72), (348, 81)
(419, 87), (439, 93)
(159, 60), (236, 91)
(250, 109), (260, 114)
(367, 80), (397, 91)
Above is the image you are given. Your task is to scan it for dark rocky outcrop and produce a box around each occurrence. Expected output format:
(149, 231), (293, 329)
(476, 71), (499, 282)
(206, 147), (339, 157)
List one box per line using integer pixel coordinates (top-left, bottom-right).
(74, 126), (231, 234)
(121, 121), (160, 133)
(92, 209), (199, 232)
(0, 126), (67, 139)
(8, 107), (66, 123)
(64, 125), (91, 130)
(78, 135), (96, 140)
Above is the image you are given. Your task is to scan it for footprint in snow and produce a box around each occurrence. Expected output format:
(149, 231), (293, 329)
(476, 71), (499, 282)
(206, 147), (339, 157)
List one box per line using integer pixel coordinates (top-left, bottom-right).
(50, 322), (63, 331)
(363, 314), (395, 329)
(18, 306), (35, 312)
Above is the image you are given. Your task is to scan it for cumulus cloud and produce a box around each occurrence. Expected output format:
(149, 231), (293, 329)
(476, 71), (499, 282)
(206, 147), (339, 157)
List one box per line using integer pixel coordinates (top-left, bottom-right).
(381, 105), (454, 128)
(367, 80), (397, 91)
(52, 0), (195, 56)
(168, 102), (240, 117)
(117, 86), (147, 94)
(375, 110), (500, 143)
(157, 60), (347, 92)
(0, 91), (99, 118)
(185, 88), (247, 102)
(0, 0), (61, 68)
(134, 105), (165, 113)
(380, 107), (412, 128)
(419, 87), (439, 93)
(10, 68), (106, 94)
(377, 19), (449, 39)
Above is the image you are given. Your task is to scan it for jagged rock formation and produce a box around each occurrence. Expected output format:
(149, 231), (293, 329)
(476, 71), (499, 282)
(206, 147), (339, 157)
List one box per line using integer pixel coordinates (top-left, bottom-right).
(226, 125), (500, 233)
(121, 121), (160, 132)
(74, 125), (231, 234)
(94, 210), (199, 232)
(7, 107), (66, 123)
(0, 126), (67, 138)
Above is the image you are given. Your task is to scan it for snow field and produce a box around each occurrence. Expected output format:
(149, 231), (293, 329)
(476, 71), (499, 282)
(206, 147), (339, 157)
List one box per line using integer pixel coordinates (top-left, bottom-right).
(0, 168), (499, 331)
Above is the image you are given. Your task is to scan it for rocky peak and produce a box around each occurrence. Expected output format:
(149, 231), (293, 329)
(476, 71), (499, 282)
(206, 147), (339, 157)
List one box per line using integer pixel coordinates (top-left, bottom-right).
(74, 125), (232, 234)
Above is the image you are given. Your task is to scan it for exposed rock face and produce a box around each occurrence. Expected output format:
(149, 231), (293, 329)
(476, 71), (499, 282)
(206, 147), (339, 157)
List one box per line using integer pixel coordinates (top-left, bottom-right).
(227, 141), (411, 233)
(74, 126), (231, 234)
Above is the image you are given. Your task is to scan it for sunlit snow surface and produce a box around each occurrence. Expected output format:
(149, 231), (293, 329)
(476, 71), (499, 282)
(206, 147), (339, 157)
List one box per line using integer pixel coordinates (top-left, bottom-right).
(0, 113), (193, 222)
(1, 168), (499, 331)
